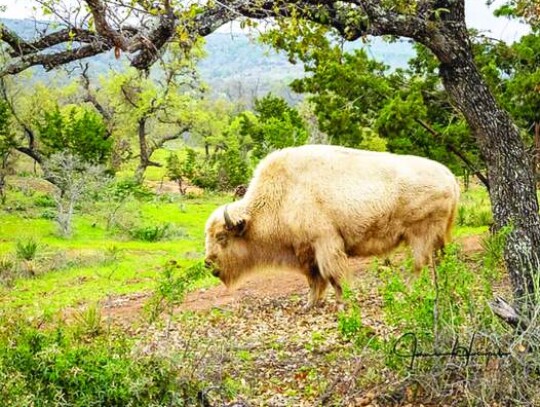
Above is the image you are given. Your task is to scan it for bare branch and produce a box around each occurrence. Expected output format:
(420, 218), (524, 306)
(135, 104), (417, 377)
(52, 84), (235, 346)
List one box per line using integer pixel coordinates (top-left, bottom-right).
(86, 0), (130, 50)
(490, 296), (530, 331)
(80, 64), (114, 132)
(0, 41), (114, 76)
(1, 25), (103, 57)
(0, 0), (440, 76)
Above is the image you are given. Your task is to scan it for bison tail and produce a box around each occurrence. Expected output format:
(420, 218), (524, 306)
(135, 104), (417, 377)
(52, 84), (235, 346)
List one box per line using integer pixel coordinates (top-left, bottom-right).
(445, 180), (461, 244)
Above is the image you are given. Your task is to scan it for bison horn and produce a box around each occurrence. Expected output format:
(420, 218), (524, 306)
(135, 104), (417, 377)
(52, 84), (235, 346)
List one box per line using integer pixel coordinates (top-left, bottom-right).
(223, 205), (234, 231)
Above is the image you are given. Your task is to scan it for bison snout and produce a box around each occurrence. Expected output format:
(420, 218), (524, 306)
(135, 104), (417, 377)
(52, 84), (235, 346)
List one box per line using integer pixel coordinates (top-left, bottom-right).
(204, 258), (220, 278)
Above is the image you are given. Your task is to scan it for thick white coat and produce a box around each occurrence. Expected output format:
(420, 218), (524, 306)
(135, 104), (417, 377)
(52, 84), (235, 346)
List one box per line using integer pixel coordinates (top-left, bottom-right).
(205, 145), (460, 306)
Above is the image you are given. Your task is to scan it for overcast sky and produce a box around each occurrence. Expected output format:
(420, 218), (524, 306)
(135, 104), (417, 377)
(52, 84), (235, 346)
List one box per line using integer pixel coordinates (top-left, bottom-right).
(0, 0), (530, 43)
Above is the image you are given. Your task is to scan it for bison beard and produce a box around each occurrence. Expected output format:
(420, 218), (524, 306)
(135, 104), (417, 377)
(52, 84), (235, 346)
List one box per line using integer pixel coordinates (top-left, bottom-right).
(204, 145), (460, 309)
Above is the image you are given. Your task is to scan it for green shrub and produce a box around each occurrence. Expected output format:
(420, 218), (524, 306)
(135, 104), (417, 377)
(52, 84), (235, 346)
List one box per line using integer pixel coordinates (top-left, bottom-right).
(39, 208), (56, 220)
(0, 316), (206, 406)
(34, 194), (56, 208)
(191, 160), (219, 190)
(15, 238), (40, 261)
(130, 224), (170, 242)
(145, 261), (208, 322)
(107, 178), (154, 201)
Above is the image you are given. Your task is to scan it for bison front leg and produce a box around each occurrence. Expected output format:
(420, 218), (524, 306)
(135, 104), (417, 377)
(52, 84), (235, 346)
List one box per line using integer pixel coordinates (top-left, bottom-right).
(306, 265), (328, 309)
(329, 276), (343, 304)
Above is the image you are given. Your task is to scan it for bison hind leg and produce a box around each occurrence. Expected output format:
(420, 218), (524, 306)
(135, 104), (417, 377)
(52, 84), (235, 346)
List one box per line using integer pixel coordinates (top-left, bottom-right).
(407, 226), (447, 273)
(314, 237), (349, 304)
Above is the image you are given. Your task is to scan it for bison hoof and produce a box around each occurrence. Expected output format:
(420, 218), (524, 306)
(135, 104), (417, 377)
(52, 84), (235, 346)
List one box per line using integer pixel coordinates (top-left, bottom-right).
(303, 301), (320, 312)
(333, 301), (346, 313)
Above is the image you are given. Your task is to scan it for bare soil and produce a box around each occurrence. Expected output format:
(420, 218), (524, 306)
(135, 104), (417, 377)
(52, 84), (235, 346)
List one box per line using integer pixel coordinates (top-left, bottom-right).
(101, 235), (484, 324)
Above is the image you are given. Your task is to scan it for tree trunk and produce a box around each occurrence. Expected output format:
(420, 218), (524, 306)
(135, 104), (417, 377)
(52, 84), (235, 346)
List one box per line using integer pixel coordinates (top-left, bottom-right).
(135, 117), (149, 183)
(428, 33), (540, 302)
(535, 121), (540, 182)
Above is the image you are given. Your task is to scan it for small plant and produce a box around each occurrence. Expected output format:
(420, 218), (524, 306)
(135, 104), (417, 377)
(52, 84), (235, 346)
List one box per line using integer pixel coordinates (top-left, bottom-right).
(0, 256), (16, 286)
(0, 316), (206, 406)
(337, 286), (376, 348)
(34, 194), (56, 208)
(482, 225), (511, 271)
(130, 224), (170, 242)
(39, 208), (56, 220)
(15, 238), (40, 261)
(457, 204), (467, 226)
(145, 261), (208, 323)
(338, 306), (364, 341)
(73, 304), (104, 338)
(103, 245), (123, 264)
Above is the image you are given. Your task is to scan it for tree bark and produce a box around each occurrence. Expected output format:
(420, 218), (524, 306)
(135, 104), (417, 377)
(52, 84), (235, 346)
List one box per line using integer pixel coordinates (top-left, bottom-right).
(425, 29), (540, 302)
(535, 121), (540, 181)
(135, 118), (149, 182)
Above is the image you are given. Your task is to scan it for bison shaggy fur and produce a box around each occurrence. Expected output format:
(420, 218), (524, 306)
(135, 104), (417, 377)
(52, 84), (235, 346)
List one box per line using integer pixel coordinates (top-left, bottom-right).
(204, 145), (460, 308)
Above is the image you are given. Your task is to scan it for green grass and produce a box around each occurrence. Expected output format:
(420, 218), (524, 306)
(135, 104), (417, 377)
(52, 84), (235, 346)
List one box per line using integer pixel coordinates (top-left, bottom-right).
(0, 180), (491, 318)
(0, 192), (227, 316)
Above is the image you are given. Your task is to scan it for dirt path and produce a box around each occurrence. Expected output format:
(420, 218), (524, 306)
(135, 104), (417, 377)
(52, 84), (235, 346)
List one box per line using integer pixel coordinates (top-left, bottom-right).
(102, 235), (484, 324)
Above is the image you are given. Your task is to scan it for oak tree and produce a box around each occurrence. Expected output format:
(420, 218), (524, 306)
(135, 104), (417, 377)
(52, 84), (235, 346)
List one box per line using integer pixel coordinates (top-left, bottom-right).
(1, 0), (539, 307)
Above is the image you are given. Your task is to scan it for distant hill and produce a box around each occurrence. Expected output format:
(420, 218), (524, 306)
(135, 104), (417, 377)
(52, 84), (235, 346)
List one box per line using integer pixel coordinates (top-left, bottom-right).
(1, 18), (415, 101)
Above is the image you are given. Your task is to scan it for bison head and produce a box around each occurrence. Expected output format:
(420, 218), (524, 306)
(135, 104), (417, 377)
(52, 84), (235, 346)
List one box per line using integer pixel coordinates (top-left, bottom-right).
(204, 204), (251, 287)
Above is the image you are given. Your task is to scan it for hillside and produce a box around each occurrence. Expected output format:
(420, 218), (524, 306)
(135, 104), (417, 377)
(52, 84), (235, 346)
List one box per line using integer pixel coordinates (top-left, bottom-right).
(1, 18), (415, 99)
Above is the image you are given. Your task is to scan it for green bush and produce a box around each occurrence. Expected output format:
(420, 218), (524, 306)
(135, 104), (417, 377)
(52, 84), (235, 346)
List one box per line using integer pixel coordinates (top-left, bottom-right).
(0, 315), (206, 406)
(145, 261), (208, 322)
(39, 208), (56, 220)
(33, 194), (56, 208)
(191, 160), (219, 190)
(130, 224), (170, 242)
(108, 178), (154, 201)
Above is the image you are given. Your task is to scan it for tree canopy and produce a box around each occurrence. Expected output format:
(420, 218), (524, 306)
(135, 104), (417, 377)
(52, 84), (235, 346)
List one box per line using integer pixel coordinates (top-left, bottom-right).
(2, 0), (540, 308)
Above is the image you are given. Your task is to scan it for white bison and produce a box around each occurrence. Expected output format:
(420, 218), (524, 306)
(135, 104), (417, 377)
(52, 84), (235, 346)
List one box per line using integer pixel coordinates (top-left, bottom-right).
(204, 145), (460, 308)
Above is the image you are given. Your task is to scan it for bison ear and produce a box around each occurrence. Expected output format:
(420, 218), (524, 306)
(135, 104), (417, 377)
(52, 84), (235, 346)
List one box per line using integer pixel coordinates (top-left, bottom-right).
(234, 218), (248, 237)
(223, 205), (249, 236)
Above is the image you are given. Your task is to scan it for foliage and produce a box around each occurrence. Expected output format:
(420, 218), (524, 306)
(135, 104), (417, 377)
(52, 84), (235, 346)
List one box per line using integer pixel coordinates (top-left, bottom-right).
(166, 148), (197, 194)
(101, 57), (201, 180)
(15, 238), (40, 261)
(482, 226), (512, 271)
(36, 104), (112, 165)
(99, 178), (154, 230)
(248, 94), (309, 159)
(492, 0), (540, 28)
(380, 244), (495, 335)
(0, 314), (205, 406)
(130, 223), (171, 242)
(473, 33), (540, 171)
(174, 144), (250, 192)
(0, 256), (16, 286)
(0, 97), (15, 204)
(262, 29), (477, 173)
(145, 261), (208, 322)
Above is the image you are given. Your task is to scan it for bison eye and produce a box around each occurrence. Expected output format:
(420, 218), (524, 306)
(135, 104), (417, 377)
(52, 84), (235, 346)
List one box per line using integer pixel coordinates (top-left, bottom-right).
(216, 232), (228, 244)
